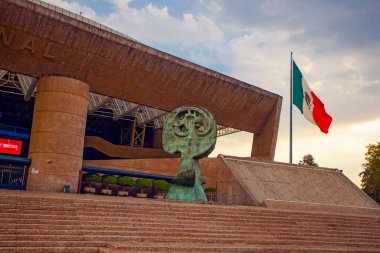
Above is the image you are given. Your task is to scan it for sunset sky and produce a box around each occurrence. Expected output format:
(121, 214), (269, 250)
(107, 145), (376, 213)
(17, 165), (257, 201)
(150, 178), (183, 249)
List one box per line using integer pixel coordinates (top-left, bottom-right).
(44, 0), (380, 186)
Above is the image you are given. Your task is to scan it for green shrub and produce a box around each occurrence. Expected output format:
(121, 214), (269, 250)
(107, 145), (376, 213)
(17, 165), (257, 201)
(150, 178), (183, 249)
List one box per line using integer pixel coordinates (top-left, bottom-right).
(135, 178), (152, 188)
(102, 175), (118, 184)
(82, 173), (101, 183)
(153, 180), (170, 191)
(204, 187), (216, 193)
(118, 176), (135, 187)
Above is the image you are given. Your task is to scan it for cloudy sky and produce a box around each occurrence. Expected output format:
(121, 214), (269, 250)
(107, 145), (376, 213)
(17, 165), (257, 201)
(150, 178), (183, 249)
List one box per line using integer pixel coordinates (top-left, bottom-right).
(44, 0), (380, 186)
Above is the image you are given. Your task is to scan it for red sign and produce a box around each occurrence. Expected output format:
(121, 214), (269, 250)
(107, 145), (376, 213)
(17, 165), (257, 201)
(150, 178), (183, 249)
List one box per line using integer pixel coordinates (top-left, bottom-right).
(0, 138), (23, 155)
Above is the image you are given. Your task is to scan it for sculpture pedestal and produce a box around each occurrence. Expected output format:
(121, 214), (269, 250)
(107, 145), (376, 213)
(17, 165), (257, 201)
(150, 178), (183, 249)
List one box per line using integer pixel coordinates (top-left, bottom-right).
(166, 183), (207, 202)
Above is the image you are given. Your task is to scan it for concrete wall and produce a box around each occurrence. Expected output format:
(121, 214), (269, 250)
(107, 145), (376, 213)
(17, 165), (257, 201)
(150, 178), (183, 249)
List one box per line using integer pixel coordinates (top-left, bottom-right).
(216, 161), (258, 206)
(263, 199), (380, 216)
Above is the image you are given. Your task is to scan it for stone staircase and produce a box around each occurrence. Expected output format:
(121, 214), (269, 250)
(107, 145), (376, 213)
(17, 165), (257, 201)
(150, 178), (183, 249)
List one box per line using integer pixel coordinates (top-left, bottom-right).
(0, 190), (379, 253)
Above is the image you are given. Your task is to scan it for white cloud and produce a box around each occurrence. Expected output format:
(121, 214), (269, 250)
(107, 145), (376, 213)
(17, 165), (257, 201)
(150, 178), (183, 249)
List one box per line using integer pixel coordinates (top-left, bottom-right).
(211, 132), (253, 158)
(227, 29), (306, 95)
(101, 1), (224, 47)
(45, 0), (97, 19)
(109, 0), (133, 10)
(43, 0), (224, 48)
(199, 0), (222, 13)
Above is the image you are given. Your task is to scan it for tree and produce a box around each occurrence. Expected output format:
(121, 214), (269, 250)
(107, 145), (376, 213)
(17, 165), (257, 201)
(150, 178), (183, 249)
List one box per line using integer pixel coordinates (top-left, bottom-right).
(359, 142), (380, 203)
(298, 154), (319, 167)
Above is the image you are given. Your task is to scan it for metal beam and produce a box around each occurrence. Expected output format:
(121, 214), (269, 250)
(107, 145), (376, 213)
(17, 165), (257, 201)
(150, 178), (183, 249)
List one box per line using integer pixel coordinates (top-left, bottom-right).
(136, 106), (167, 126)
(153, 114), (168, 129)
(0, 70), (6, 81)
(0, 71), (27, 95)
(217, 126), (240, 137)
(16, 74), (37, 101)
(17, 74), (37, 101)
(108, 98), (142, 121)
(88, 93), (111, 114)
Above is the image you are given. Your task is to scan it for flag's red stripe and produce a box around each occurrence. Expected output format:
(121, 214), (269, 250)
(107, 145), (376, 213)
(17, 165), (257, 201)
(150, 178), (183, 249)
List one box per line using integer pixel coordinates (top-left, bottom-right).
(310, 92), (332, 133)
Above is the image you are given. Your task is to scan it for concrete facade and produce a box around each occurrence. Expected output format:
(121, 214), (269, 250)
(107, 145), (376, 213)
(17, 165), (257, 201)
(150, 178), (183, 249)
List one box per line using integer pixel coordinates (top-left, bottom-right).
(27, 76), (89, 193)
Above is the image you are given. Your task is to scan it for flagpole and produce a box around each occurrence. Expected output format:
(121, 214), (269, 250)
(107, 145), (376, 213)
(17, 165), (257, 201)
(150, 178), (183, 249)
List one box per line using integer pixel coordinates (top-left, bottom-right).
(290, 51), (293, 164)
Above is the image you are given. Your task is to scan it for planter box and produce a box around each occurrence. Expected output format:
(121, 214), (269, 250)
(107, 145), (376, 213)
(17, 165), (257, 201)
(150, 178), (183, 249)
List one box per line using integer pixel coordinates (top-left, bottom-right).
(206, 193), (216, 202)
(154, 193), (165, 199)
(100, 189), (112, 195)
(117, 190), (129, 197)
(83, 187), (96, 194)
(136, 193), (147, 198)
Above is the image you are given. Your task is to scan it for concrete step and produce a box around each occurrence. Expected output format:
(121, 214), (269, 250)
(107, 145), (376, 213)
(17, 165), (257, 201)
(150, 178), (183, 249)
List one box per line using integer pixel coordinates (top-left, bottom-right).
(2, 224), (379, 235)
(2, 217), (378, 235)
(2, 234), (380, 248)
(1, 197), (378, 221)
(1, 228), (379, 242)
(1, 191), (379, 253)
(0, 247), (99, 253)
(0, 205), (380, 224)
(0, 217), (83, 226)
(2, 214), (379, 234)
(0, 203), (380, 224)
(0, 213), (79, 221)
(1, 210), (378, 234)
(0, 240), (105, 248)
(2, 223), (379, 241)
(100, 242), (380, 253)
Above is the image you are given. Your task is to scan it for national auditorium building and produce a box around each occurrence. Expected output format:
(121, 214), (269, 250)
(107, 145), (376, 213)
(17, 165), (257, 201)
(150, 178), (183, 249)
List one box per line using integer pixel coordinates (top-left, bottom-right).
(1, 2), (380, 252)
(0, 0), (377, 210)
(0, 0), (282, 194)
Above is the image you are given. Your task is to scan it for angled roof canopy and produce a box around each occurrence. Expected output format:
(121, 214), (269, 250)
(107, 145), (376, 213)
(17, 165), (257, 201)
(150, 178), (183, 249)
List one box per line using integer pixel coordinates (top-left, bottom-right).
(0, 0), (282, 134)
(0, 0), (282, 159)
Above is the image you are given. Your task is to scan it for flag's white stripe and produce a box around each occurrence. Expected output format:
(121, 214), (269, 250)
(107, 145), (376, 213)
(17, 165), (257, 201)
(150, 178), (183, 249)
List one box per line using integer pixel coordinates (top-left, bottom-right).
(301, 77), (316, 125)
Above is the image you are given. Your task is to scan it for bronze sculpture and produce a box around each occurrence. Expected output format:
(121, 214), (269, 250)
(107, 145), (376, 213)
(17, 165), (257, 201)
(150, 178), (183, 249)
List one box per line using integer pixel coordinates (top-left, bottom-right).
(163, 106), (217, 201)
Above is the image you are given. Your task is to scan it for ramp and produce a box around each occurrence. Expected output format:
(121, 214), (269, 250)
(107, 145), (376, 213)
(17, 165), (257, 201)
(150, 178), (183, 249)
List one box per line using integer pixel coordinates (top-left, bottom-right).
(84, 136), (178, 159)
(217, 155), (379, 209)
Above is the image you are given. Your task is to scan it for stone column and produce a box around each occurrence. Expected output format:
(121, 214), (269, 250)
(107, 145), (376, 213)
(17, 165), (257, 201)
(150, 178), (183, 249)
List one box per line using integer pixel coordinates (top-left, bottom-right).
(27, 76), (89, 193)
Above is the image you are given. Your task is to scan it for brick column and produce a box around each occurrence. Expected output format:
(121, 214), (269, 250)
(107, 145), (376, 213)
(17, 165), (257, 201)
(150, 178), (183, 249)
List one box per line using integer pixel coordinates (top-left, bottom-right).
(27, 76), (89, 193)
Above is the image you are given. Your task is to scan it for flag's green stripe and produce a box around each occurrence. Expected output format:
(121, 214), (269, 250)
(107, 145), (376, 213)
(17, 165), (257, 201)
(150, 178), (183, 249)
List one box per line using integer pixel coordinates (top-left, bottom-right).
(292, 60), (304, 113)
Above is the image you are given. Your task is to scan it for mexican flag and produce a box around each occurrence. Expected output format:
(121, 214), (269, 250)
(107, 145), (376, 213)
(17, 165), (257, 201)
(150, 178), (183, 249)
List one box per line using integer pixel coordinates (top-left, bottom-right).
(292, 60), (332, 133)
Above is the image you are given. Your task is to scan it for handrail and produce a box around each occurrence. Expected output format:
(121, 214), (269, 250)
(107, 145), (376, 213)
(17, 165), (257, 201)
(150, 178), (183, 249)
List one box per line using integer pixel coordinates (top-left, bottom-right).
(0, 130), (30, 140)
(82, 165), (173, 182)
(0, 124), (31, 140)
(0, 155), (31, 165)
(0, 123), (30, 133)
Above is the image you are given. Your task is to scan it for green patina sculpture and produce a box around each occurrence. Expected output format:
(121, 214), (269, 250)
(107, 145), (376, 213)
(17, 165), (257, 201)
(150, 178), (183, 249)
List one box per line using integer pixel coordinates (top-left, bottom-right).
(163, 106), (217, 201)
